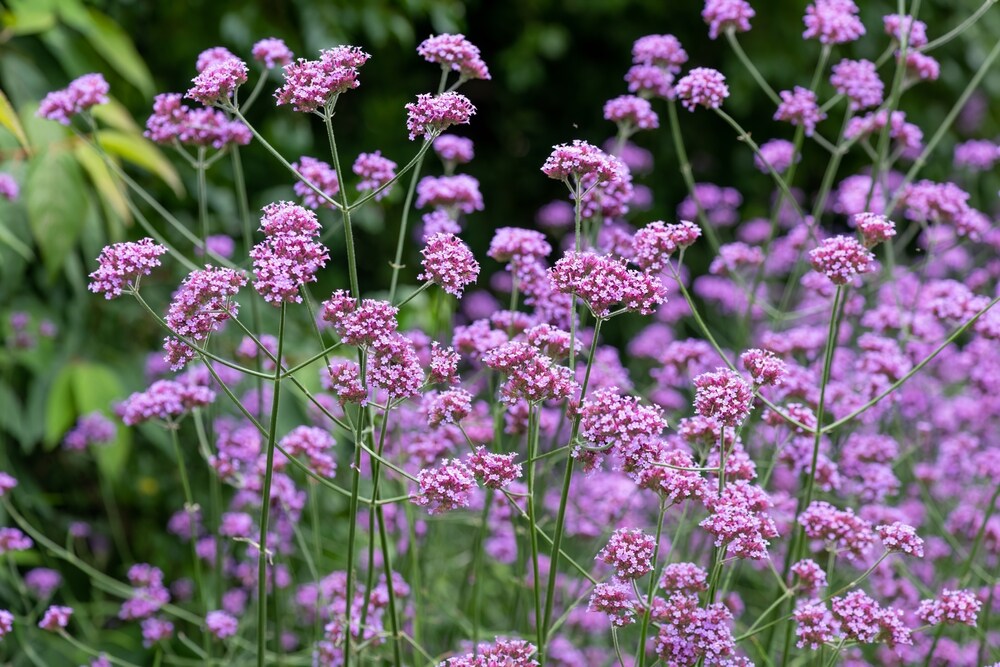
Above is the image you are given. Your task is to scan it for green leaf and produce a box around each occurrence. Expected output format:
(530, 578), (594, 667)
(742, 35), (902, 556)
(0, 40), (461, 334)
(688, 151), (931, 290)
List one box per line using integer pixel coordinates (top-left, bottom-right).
(0, 5), (57, 36)
(91, 99), (142, 134)
(44, 364), (76, 450)
(96, 129), (183, 197)
(59, 7), (154, 97)
(25, 149), (87, 278)
(70, 362), (129, 481)
(0, 381), (26, 442)
(0, 89), (31, 152)
(74, 141), (130, 228)
(0, 221), (33, 260)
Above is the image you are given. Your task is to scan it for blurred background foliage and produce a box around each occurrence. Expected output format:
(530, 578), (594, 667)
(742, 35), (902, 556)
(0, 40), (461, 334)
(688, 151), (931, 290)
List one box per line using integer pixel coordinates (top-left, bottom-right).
(1, 0), (999, 612)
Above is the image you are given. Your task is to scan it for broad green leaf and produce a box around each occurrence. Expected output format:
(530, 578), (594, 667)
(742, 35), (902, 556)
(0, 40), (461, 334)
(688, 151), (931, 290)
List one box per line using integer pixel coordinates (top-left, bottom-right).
(0, 381), (26, 442)
(91, 99), (142, 134)
(0, 221), (33, 260)
(0, 6), (57, 35)
(74, 141), (130, 226)
(96, 129), (183, 196)
(59, 7), (154, 97)
(44, 363), (77, 450)
(0, 89), (30, 151)
(25, 149), (87, 278)
(70, 362), (130, 481)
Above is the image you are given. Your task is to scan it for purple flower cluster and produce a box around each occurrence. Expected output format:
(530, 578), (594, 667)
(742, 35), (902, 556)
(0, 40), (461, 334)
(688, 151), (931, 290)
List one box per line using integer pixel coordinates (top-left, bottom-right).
(597, 528), (656, 579)
(353, 151), (397, 199)
(632, 220), (701, 272)
(163, 266), (247, 369)
(88, 238), (168, 299)
(37, 73), (109, 124)
(702, 0), (755, 40)
(280, 426), (337, 477)
(418, 232), (480, 297)
(774, 86), (826, 136)
(145, 93), (251, 149)
(433, 134), (475, 165)
(291, 157), (339, 210)
(482, 341), (577, 405)
(119, 564), (170, 620)
(416, 33), (490, 81)
(808, 235), (876, 286)
(252, 37), (294, 69)
(603, 95), (659, 131)
(416, 175), (484, 214)
(275, 46), (371, 112)
(802, 0), (865, 44)
(405, 92), (476, 141)
(321, 291), (398, 346)
(830, 59), (884, 111)
(916, 589), (981, 626)
(118, 379), (215, 425)
(63, 411), (116, 450)
(693, 368), (754, 426)
(250, 201), (329, 305)
(0, 173), (18, 202)
(754, 139), (798, 174)
(186, 57), (248, 105)
(467, 447), (521, 489)
(412, 458), (477, 514)
(675, 67), (729, 111)
(549, 251), (667, 317)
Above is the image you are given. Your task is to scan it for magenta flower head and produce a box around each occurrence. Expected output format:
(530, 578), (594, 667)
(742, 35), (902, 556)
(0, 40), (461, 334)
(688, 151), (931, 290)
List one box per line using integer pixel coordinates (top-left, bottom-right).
(416, 175), (484, 214)
(853, 212), (896, 248)
(467, 447), (521, 489)
(118, 380), (215, 425)
(603, 94), (659, 132)
(145, 94), (251, 149)
(876, 522), (924, 557)
(0, 173), (18, 202)
(88, 238), (168, 299)
(883, 14), (928, 48)
(675, 67), (729, 111)
(205, 610), (238, 639)
(588, 581), (637, 627)
(252, 38), (294, 69)
(702, 0), (755, 40)
(0, 609), (12, 638)
(549, 251), (667, 317)
(37, 73), (110, 125)
(352, 151), (397, 199)
(291, 156), (339, 210)
(251, 201), (329, 305)
(754, 139), (798, 174)
(953, 139), (1000, 171)
(693, 368), (753, 426)
(803, 0), (865, 44)
(597, 528), (656, 580)
(405, 92), (476, 141)
(625, 65), (675, 99)
(38, 605), (73, 631)
(0, 527), (32, 554)
(426, 388), (473, 427)
(917, 589), (981, 627)
(774, 87), (825, 136)
(740, 348), (786, 386)
(632, 34), (688, 73)
(632, 220), (701, 272)
(196, 47), (236, 73)
(808, 235), (876, 285)
(830, 59), (884, 111)
(417, 33), (490, 81)
(433, 134), (475, 165)
(321, 291), (398, 346)
(163, 266), (247, 369)
(418, 232), (479, 297)
(275, 46), (371, 112)
(63, 411), (116, 450)
(412, 458), (477, 514)
(541, 140), (624, 183)
(187, 57), (248, 105)
(0, 472), (17, 497)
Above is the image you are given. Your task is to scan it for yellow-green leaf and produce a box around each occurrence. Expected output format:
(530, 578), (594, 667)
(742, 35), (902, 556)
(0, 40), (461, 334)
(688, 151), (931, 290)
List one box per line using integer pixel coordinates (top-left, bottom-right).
(59, 7), (154, 97)
(69, 362), (130, 481)
(74, 141), (130, 228)
(91, 98), (142, 134)
(0, 5), (57, 35)
(0, 89), (30, 151)
(26, 149), (87, 277)
(96, 129), (183, 196)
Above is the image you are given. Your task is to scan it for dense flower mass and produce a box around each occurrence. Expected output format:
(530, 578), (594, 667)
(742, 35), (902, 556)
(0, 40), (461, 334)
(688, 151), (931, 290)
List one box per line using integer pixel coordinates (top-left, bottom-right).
(353, 151), (397, 199)
(416, 175), (484, 214)
(631, 34), (688, 72)
(830, 59), (884, 110)
(702, 0), (755, 40)
(802, 0), (865, 44)
(808, 235), (876, 285)
(603, 95), (659, 131)
(916, 589), (981, 626)
(252, 37), (294, 69)
(37, 73), (110, 124)
(632, 220), (701, 271)
(88, 239), (168, 299)
(675, 67), (729, 111)
(549, 251), (667, 316)
(693, 368), (754, 426)
(754, 139), (797, 174)
(186, 57), (248, 105)
(412, 459), (477, 514)
(597, 528), (656, 579)
(541, 140), (624, 183)
(418, 233), (480, 297)
(250, 201), (329, 305)
(0, 173), (18, 201)
(774, 86), (826, 136)
(145, 93), (251, 149)
(433, 134), (475, 164)
(405, 92), (476, 141)
(118, 380), (215, 425)
(291, 157), (339, 210)
(163, 266), (247, 369)
(274, 46), (371, 112)
(416, 33), (490, 80)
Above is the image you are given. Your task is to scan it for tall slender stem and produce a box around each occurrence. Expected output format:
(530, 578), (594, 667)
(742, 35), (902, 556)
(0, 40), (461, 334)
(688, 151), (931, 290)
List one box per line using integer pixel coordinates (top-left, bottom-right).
(256, 303), (286, 667)
(636, 502), (668, 667)
(196, 147), (208, 244)
(525, 404), (545, 663)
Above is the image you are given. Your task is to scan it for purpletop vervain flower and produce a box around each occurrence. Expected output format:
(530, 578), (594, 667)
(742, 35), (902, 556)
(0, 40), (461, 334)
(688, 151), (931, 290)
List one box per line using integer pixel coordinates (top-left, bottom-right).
(291, 157), (339, 210)
(38, 605), (73, 631)
(603, 95), (659, 131)
(632, 34), (688, 73)
(0, 173), (18, 202)
(37, 73), (110, 125)
(417, 33), (490, 81)
(702, 0), (755, 40)
(830, 59), (884, 111)
(163, 266), (247, 369)
(186, 57), (248, 105)
(250, 201), (329, 305)
(252, 38), (294, 69)
(412, 458), (477, 514)
(145, 94), (251, 149)
(808, 235), (876, 285)
(754, 139), (798, 174)
(803, 0), (865, 44)
(353, 151), (397, 199)
(418, 232), (480, 297)
(274, 46), (371, 112)
(774, 87), (825, 136)
(405, 92), (476, 141)
(433, 134), (475, 164)
(675, 67), (729, 111)
(88, 238), (168, 299)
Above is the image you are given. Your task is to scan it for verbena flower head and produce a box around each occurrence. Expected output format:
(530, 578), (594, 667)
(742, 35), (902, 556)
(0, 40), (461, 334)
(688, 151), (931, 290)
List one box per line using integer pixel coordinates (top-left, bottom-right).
(853, 212), (896, 248)
(291, 156), (339, 210)
(141, 617), (174, 647)
(659, 563), (708, 593)
(953, 139), (1000, 171)
(830, 590), (910, 647)
(145, 94), (251, 149)
(37, 73), (109, 124)
(549, 251), (667, 317)
(88, 238), (168, 299)
(196, 47), (236, 72)
(799, 501), (875, 560)
(320, 291), (398, 346)
(416, 175), (484, 214)
(808, 235), (876, 285)
(322, 358), (367, 405)
(794, 600), (837, 649)
(790, 559), (828, 594)
(774, 87), (825, 136)
(655, 594), (737, 663)
(693, 368), (754, 426)
(632, 34), (688, 73)
(252, 38), (294, 69)
(482, 341), (577, 405)
(830, 59), (884, 111)
(163, 266), (247, 369)
(275, 46), (371, 112)
(405, 92), (476, 141)
(429, 343), (460, 385)
(916, 589), (981, 626)
(702, 0), (756, 40)
(883, 13), (928, 48)
(186, 57), (248, 105)
(426, 388), (473, 427)
(206, 610), (238, 639)
(433, 134), (475, 164)
(38, 605), (73, 631)
(675, 67), (729, 111)
(597, 528), (656, 579)
(416, 33), (490, 81)
(63, 412), (116, 450)
(352, 151), (397, 199)
(802, 0), (865, 44)
(740, 348), (786, 386)
(876, 522), (924, 557)
(541, 140), (624, 183)
(636, 449), (709, 504)
(0, 527), (33, 554)
(603, 95), (659, 131)
(754, 139), (797, 174)
(368, 334), (424, 400)
(119, 380), (215, 425)
(588, 581), (637, 626)
(251, 201), (329, 305)
(412, 458), (477, 514)
(0, 173), (18, 201)
(632, 220), (701, 272)
(467, 448), (521, 489)
(844, 110), (923, 159)
(0, 472), (16, 497)
(0, 609), (13, 638)
(625, 64), (675, 99)
(443, 638), (539, 666)
(418, 233), (480, 297)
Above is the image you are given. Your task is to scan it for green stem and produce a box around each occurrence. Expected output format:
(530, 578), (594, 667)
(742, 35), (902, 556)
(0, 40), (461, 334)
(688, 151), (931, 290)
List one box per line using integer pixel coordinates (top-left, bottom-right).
(636, 502), (667, 667)
(725, 28), (780, 105)
(169, 427), (208, 615)
(388, 150), (427, 303)
(256, 303), (286, 667)
(525, 404), (545, 663)
(196, 147), (209, 244)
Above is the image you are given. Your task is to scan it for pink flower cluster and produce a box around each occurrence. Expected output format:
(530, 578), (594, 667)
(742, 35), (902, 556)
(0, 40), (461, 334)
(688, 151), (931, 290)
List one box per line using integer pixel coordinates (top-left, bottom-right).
(321, 291), (398, 346)
(416, 33), (490, 81)
(541, 140), (624, 183)
(186, 57), (248, 105)
(702, 0), (755, 39)
(418, 232), (480, 297)
(145, 93), (251, 149)
(250, 201), (329, 305)
(467, 447), (521, 489)
(416, 175), (484, 214)
(916, 589), (981, 626)
(163, 266), (247, 369)
(119, 564), (170, 621)
(675, 67), (729, 111)
(632, 220), (701, 272)
(774, 86), (826, 136)
(252, 37), (294, 69)
(412, 458), (477, 514)
(291, 156), (339, 210)
(588, 581), (637, 627)
(482, 341), (577, 405)
(426, 388), (473, 427)
(63, 412), (116, 450)
(808, 235), (876, 285)
(802, 0), (865, 44)
(549, 251), (667, 317)
(0, 173), (17, 202)
(603, 95), (659, 131)
(118, 380), (215, 425)
(830, 59), (884, 111)
(352, 151), (397, 200)
(853, 212), (896, 248)
(875, 521), (924, 557)
(37, 73), (109, 124)
(280, 426), (337, 477)
(88, 238), (168, 299)
(433, 134), (475, 164)
(597, 528), (656, 579)
(799, 501), (875, 559)
(693, 368), (754, 426)
(405, 92), (476, 141)
(275, 46), (371, 112)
